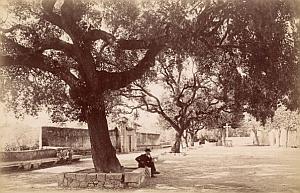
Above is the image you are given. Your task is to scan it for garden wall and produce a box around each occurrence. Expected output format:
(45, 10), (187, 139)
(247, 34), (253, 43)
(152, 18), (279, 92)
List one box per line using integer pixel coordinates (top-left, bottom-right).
(136, 132), (160, 150)
(0, 149), (57, 162)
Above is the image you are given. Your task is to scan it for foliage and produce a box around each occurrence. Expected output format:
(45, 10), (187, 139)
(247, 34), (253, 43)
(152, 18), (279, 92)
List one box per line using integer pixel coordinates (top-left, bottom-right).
(265, 105), (300, 132)
(241, 113), (261, 131)
(0, 0), (298, 125)
(0, 0), (298, 168)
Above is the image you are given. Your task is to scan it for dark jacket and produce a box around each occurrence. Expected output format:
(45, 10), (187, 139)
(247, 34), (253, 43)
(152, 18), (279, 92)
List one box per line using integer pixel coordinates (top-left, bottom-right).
(135, 153), (153, 168)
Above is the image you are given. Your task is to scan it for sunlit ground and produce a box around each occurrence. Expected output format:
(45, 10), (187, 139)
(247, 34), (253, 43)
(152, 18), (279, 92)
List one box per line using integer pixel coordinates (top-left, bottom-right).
(1, 146), (300, 193)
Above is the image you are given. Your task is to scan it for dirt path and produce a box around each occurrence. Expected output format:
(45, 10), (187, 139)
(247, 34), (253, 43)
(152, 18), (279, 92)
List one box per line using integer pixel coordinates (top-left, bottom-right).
(1, 146), (299, 193)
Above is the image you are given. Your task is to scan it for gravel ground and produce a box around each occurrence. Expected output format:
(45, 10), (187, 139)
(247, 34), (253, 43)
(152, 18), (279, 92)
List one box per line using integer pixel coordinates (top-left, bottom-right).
(0, 146), (299, 193)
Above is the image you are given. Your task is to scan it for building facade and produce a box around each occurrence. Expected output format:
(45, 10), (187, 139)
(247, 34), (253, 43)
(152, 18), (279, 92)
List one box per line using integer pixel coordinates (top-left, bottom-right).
(40, 118), (160, 153)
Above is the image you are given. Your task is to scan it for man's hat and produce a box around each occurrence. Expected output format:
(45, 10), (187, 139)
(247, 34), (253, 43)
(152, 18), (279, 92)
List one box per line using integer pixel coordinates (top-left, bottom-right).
(145, 148), (151, 152)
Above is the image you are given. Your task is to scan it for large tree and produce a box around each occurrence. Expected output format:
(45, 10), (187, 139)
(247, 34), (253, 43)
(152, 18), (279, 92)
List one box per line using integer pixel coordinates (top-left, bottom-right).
(118, 51), (243, 152)
(0, 0), (298, 172)
(118, 55), (222, 152)
(0, 0), (168, 172)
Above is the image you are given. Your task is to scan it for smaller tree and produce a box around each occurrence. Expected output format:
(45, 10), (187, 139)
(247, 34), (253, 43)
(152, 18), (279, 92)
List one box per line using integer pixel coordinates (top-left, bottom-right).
(118, 53), (222, 152)
(266, 105), (300, 147)
(241, 114), (262, 146)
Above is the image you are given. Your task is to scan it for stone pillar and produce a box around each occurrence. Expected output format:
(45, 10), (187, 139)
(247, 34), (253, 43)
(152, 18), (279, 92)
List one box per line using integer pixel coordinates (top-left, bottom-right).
(226, 127), (229, 138)
(117, 120), (127, 153)
(120, 135), (124, 153)
(124, 127), (128, 153)
(223, 123), (230, 139)
(121, 125), (127, 153)
(132, 128), (137, 151)
(114, 127), (121, 152)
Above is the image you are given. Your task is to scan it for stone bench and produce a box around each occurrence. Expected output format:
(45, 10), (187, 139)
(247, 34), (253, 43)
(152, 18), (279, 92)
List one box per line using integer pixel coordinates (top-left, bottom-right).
(124, 167), (151, 188)
(58, 167), (151, 189)
(152, 156), (159, 162)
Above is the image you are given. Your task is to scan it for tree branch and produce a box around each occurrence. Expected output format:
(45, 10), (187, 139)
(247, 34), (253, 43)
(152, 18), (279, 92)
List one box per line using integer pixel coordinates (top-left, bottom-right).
(117, 39), (153, 50)
(97, 43), (164, 91)
(84, 29), (116, 44)
(160, 62), (177, 95)
(1, 23), (76, 61)
(42, 11), (64, 32)
(2, 34), (78, 69)
(42, 0), (82, 42)
(39, 38), (76, 59)
(85, 28), (170, 50)
(0, 53), (80, 89)
(0, 24), (32, 33)
(133, 83), (181, 132)
(84, 28), (156, 50)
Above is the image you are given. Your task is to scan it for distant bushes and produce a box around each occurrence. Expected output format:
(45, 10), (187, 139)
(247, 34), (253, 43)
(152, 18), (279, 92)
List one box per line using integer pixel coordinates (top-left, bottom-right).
(4, 142), (39, 152)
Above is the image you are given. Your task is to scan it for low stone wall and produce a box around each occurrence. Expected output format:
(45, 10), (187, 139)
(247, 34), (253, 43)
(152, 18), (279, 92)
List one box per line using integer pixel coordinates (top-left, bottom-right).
(203, 141), (217, 147)
(136, 133), (160, 149)
(0, 148), (82, 172)
(227, 137), (253, 146)
(0, 149), (57, 162)
(58, 167), (151, 189)
(136, 144), (161, 151)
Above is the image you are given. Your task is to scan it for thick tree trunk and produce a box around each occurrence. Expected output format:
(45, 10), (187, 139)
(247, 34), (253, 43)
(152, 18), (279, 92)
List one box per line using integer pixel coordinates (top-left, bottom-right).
(86, 103), (122, 173)
(183, 135), (189, 147)
(171, 132), (182, 153)
(252, 128), (260, 146)
(278, 129), (281, 147)
(285, 129), (289, 148)
(220, 128), (226, 146)
(190, 132), (195, 147)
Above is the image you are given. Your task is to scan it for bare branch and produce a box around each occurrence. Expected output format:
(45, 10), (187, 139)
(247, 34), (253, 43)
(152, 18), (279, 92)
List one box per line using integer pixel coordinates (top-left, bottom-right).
(134, 83), (163, 111)
(115, 103), (146, 114)
(160, 62), (177, 94)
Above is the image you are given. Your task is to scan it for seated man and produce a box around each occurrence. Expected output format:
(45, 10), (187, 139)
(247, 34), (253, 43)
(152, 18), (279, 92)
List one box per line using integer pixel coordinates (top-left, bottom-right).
(135, 148), (160, 177)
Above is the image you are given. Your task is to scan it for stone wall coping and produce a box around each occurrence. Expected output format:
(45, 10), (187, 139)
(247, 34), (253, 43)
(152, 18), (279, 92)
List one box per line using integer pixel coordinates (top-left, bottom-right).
(129, 168), (145, 173)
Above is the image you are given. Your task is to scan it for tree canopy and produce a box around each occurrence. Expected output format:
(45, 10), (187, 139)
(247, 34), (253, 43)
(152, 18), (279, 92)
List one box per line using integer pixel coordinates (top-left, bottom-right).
(0, 0), (298, 171)
(1, 0), (298, 123)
